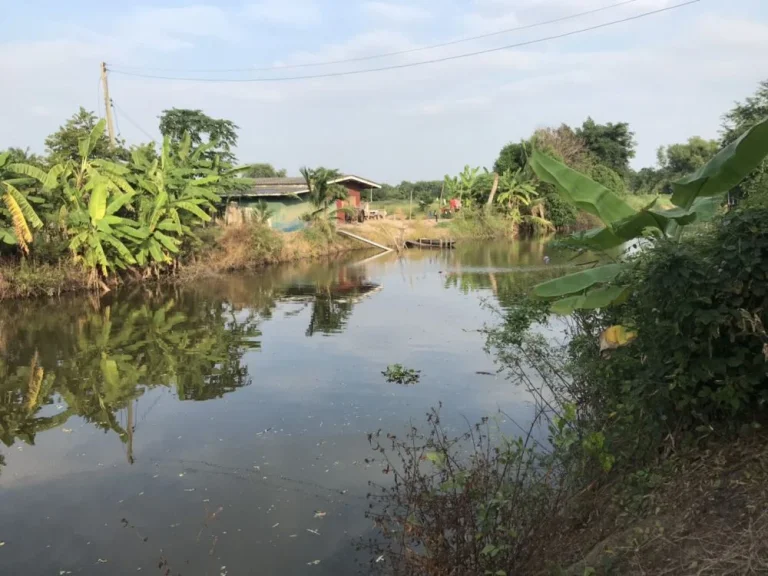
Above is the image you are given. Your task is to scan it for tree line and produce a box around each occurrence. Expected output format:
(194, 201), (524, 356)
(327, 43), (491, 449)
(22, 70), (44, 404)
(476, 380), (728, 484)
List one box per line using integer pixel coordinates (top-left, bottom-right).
(378, 79), (768, 227)
(0, 107), (303, 288)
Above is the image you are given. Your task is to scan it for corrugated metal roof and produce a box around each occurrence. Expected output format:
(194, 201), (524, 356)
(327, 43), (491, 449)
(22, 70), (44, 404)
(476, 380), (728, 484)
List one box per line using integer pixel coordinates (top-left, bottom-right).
(248, 177), (307, 186)
(221, 174), (381, 198)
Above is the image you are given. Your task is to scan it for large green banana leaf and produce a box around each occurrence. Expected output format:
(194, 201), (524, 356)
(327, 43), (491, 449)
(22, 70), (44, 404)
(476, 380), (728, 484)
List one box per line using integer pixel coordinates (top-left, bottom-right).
(671, 116), (768, 208)
(529, 116), (768, 311)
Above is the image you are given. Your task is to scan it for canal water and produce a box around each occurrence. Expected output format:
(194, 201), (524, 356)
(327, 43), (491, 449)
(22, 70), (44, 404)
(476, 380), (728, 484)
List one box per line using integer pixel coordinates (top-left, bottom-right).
(0, 240), (570, 575)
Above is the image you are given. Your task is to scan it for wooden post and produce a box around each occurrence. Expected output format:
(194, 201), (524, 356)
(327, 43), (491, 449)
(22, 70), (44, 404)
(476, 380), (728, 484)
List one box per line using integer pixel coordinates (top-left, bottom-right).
(101, 62), (117, 148)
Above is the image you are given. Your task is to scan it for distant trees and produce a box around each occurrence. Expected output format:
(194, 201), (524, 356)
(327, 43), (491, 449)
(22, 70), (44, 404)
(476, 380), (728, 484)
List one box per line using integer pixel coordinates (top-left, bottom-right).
(493, 142), (527, 175)
(657, 136), (720, 175)
(576, 117), (635, 176)
(243, 163), (287, 178)
(45, 107), (126, 164)
(721, 80), (768, 205)
(378, 180), (443, 203)
(159, 109), (239, 164)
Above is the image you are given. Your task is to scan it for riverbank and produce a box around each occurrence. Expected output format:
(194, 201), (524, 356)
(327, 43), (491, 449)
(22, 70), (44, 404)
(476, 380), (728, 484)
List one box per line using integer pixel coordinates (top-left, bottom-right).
(0, 215), (531, 300)
(0, 221), (362, 300)
(369, 206), (768, 576)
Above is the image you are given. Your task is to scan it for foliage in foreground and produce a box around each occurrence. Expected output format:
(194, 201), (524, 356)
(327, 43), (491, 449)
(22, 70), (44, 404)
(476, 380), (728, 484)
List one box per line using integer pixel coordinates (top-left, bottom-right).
(368, 204), (768, 575)
(366, 408), (562, 576)
(529, 115), (768, 314)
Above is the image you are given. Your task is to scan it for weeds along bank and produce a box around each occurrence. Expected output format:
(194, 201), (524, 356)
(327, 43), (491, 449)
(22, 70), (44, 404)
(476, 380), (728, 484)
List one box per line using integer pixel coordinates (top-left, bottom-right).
(366, 117), (768, 576)
(0, 219), (360, 299)
(0, 212), (528, 300)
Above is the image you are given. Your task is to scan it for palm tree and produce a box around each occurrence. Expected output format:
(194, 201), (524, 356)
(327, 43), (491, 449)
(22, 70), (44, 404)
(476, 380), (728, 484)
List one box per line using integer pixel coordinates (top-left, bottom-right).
(252, 200), (275, 225)
(0, 152), (48, 254)
(300, 167), (348, 214)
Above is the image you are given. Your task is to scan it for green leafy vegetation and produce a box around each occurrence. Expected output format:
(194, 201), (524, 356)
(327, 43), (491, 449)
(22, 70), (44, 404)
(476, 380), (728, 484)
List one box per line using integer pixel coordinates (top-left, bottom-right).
(529, 115), (768, 314)
(369, 80), (768, 576)
(158, 108), (239, 164)
(0, 108), (274, 295)
(382, 364), (421, 385)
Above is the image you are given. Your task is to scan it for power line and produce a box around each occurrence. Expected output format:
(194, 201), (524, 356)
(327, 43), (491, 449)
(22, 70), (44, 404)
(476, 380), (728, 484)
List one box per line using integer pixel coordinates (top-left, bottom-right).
(111, 100), (122, 137)
(110, 100), (156, 142)
(108, 0), (699, 83)
(110, 0), (643, 74)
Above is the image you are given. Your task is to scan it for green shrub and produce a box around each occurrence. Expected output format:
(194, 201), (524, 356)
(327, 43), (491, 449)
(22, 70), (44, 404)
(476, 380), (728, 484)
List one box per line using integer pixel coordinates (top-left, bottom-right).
(486, 206), (768, 471)
(449, 206), (509, 238)
(606, 208), (768, 428)
(588, 163), (626, 196)
(542, 190), (578, 229)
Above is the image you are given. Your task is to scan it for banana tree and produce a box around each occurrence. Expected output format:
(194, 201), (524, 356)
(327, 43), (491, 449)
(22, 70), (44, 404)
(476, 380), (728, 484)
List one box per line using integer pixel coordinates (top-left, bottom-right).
(529, 116), (768, 315)
(47, 120), (140, 282)
(0, 152), (48, 253)
(129, 135), (222, 268)
(458, 165), (481, 202)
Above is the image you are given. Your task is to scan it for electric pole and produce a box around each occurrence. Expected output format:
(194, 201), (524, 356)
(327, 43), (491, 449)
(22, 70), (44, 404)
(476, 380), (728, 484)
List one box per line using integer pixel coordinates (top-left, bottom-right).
(100, 62), (117, 148)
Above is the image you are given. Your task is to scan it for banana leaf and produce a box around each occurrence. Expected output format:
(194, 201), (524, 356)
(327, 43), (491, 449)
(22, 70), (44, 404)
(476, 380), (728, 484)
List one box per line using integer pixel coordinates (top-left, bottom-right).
(671, 116), (768, 208)
(533, 264), (624, 299)
(550, 285), (631, 315)
(529, 149), (635, 226)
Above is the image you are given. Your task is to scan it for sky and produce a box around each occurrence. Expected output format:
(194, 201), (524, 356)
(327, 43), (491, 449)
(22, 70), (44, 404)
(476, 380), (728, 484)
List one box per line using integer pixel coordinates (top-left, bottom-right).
(1, 0), (767, 183)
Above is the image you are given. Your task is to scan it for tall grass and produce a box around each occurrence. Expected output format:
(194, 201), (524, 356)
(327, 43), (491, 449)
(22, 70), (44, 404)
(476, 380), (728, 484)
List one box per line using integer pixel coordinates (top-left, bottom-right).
(0, 259), (90, 299)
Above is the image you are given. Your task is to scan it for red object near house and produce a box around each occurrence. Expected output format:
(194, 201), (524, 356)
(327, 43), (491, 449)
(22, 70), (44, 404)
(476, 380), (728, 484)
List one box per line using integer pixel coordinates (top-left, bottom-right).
(449, 198), (462, 211)
(336, 178), (374, 221)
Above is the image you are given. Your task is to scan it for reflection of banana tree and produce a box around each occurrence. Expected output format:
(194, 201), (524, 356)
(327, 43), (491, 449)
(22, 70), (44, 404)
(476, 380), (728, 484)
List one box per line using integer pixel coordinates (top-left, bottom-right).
(58, 305), (146, 442)
(0, 353), (71, 448)
(169, 298), (262, 401)
(0, 293), (263, 468)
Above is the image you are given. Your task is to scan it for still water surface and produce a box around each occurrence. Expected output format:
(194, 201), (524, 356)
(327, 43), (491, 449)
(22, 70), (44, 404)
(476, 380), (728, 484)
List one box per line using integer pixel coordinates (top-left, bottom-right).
(0, 240), (567, 575)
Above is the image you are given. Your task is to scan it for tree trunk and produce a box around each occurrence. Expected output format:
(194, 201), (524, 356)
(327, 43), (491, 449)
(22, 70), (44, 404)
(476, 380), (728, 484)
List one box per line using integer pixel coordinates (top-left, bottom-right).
(487, 172), (499, 206)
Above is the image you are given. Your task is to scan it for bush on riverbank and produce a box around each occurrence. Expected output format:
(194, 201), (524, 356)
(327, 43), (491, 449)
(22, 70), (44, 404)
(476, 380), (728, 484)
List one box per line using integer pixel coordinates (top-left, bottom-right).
(0, 219), (360, 299)
(192, 219), (357, 274)
(368, 205), (768, 575)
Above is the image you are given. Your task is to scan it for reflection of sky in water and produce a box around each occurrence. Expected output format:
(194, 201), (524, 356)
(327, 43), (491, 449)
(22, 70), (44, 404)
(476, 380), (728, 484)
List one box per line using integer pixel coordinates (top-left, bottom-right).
(0, 240), (569, 575)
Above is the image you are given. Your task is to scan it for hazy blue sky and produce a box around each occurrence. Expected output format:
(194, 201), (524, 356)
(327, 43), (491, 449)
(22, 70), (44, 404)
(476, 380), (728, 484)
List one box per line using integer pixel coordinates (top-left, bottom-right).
(1, 0), (766, 182)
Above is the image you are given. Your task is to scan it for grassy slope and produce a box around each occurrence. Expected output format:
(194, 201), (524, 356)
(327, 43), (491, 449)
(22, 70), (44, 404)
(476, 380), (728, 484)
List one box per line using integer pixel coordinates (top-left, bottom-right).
(533, 433), (768, 575)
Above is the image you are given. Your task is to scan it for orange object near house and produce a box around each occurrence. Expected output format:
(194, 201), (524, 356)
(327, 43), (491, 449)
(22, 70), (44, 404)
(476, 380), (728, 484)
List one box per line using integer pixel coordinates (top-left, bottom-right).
(449, 198), (461, 211)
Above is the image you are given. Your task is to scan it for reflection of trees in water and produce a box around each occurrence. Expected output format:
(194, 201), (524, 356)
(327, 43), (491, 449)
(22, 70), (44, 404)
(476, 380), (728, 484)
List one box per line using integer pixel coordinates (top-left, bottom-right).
(281, 268), (380, 337)
(0, 264), (380, 471)
(444, 267), (571, 309)
(0, 293), (262, 469)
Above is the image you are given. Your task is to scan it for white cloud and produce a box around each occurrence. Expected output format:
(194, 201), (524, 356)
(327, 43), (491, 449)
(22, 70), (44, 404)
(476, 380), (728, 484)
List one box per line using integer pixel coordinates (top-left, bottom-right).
(364, 2), (431, 22)
(246, 0), (321, 27)
(0, 2), (766, 182)
(409, 96), (493, 116)
(463, 11), (520, 35)
(116, 5), (238, 52)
